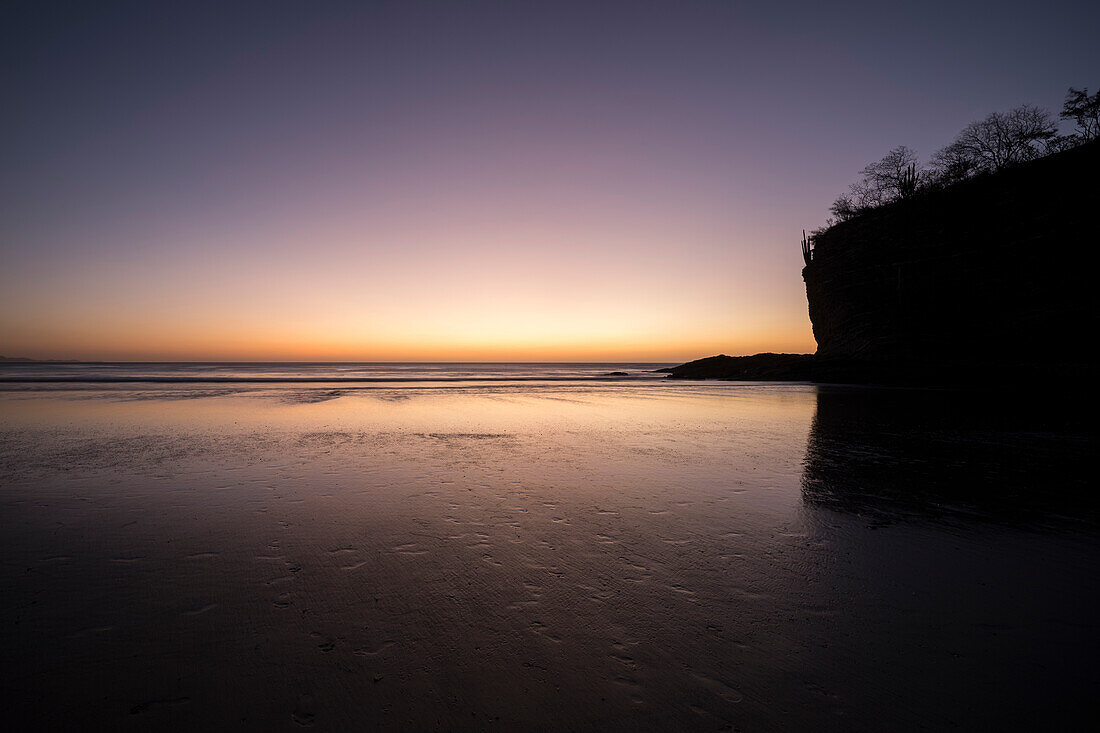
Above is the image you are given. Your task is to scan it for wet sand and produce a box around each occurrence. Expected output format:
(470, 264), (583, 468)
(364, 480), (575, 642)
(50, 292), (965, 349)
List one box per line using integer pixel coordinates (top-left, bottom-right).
(1, 383), (1096, 730)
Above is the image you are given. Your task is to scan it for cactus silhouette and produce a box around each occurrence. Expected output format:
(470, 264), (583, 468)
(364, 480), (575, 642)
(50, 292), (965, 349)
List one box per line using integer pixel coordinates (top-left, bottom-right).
(898, 163), (919, 198)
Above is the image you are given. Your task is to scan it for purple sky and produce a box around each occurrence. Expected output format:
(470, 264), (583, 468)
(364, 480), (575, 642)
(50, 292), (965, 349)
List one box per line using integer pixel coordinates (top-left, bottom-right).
(2, 0), (1097, 360)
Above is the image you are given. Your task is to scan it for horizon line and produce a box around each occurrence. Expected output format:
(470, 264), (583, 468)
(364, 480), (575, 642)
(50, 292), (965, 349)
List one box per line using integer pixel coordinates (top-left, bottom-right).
(1, 358), (693, 365)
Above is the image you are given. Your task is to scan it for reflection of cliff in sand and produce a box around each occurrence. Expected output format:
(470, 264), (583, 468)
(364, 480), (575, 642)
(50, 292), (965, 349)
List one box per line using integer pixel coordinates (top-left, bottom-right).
(801, 387), (1097, 527)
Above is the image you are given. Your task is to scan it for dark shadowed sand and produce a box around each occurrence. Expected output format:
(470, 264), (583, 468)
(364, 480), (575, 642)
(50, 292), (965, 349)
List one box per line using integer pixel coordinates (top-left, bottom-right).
(1, 383), (1096, 730)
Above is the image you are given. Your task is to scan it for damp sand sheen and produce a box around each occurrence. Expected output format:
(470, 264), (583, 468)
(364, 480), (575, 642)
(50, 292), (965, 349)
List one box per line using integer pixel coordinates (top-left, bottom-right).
(1, 366), (1096, 730)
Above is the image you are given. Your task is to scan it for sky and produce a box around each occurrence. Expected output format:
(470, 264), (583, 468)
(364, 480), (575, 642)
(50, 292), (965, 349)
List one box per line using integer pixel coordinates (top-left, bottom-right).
(2, 0), (1097, 361)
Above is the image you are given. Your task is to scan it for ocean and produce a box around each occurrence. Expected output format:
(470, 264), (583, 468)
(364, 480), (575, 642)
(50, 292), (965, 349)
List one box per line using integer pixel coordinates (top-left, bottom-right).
(0, 361), (674, 383)
(1, 363), (1096, 730)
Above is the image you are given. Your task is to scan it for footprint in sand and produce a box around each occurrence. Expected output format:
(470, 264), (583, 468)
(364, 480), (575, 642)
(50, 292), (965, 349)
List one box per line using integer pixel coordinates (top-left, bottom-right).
(529, 621), (562, 643)
(266, 575), (296, 586)
(612, 676), (643, 692)
(353, 641), (396, 657)
(309, 632), (336, 652)
(392, 543), (428, 556)
(689, 672), (744, 704)
(291, 710), (315, 727)
(610, 651), (638, 670)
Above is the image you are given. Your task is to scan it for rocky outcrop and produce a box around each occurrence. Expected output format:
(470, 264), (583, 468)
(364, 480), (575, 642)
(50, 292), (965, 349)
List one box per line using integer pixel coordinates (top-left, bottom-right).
(665, 142), (1097, 384)
(802, 140), (1099, 379)
(658, 353), (815, 380)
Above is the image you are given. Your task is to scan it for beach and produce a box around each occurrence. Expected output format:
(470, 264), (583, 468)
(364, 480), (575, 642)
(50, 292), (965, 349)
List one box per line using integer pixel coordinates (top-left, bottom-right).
(1, 372), (1096, 730)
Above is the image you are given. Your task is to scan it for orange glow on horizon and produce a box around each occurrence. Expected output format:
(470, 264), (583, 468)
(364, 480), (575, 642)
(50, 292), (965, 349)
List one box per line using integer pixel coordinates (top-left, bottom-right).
(1, 324), (816, 363)
(1, 215), (818, 362)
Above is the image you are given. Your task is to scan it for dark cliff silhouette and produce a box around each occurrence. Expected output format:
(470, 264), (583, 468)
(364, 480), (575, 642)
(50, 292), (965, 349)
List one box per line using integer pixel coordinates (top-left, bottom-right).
(802, 139), (1098, 381)
(665, 139), (1098, 384)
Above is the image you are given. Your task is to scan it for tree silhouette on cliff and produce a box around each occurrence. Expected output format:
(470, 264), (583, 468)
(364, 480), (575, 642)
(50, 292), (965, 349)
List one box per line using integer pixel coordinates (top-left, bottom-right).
(820, 86), (1094, 230)
(830, 146), (922, 221)
(932, 105), (1056, 175)
(1059, 87), (1099, 143)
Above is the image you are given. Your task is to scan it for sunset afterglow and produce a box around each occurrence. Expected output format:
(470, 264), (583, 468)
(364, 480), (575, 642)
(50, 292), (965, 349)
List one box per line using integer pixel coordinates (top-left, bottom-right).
(4, 2), (1098, 730)
(1, 1), (1089, 361)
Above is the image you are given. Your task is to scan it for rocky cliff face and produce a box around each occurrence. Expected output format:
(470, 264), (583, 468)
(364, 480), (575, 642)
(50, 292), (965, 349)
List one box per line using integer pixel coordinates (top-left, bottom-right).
(802, 141), (1099, 376)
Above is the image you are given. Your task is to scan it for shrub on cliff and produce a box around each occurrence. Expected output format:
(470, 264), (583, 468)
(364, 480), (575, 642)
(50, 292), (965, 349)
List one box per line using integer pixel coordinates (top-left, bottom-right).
(931, 105), (1057, 179)
(830, 146), (924, 222)
(817, 87), (1094, 237)
(1053, 87), (1100, 148)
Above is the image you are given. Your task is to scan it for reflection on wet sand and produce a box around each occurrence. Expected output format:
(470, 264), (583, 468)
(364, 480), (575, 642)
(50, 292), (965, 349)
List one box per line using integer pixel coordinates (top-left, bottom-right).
(802, 386), (1097, 527)
(0, 384), (1096, 730)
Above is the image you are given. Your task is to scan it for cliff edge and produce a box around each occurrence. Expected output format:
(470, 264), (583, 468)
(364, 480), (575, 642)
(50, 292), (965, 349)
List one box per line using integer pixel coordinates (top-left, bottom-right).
(801, 140), (1098, 380)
